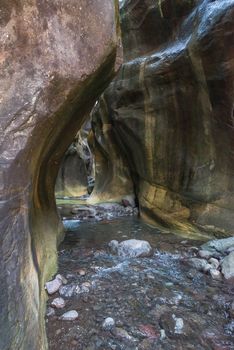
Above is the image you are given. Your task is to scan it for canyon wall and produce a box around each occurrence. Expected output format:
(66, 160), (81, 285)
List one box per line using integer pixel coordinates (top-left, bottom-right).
(93, 0), (234, 236)
(0, 1), (120, 349)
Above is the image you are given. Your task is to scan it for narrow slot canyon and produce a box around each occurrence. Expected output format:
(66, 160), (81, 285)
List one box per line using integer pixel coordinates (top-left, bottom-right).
(0, 1), (234, 350)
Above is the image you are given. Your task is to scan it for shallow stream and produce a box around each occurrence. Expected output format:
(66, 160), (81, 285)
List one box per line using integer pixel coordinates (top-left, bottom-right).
(46, 216), (234, 350)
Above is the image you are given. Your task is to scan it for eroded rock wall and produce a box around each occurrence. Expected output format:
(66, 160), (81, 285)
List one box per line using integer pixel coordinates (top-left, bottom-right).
(55, 122), (94, 198)
(0, 1), (120, 349)
(94, 0), (234, 236)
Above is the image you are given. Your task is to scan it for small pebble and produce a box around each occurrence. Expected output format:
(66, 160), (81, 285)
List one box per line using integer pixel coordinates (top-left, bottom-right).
(102, 317), (115, 331)
(59, 310), (79, 321)
(51, 297), (66, 309)
(210, 269), (222, 280)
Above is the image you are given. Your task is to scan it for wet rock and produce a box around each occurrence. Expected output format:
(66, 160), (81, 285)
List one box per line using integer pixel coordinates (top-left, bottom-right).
(102, 317), (115, 331)
(51, 298), (66, 309)
(117, 239), (153, 258)
(201, 237), (234, 254)
(198, 250), (214, 259)
(185, 258), (212, 273)
(109, 240), (119, 254)
(59, 284), (80, 297)
(59, 310), (79, 321)
(63, 219), (81, 232)
(209, 258), (220, 270)
(46, 307), (56, 317)
(221, 252), (234, 279)
(45, 277), (63, 295)
(209, 269), (222, 281)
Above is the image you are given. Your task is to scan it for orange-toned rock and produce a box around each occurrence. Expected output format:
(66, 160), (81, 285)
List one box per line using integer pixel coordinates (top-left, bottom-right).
(0, 1), (120, 349)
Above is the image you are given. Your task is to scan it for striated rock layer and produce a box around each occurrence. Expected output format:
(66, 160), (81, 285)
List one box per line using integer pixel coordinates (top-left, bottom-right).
(0, 1), (120, 349)
(93, 0), (234, 236)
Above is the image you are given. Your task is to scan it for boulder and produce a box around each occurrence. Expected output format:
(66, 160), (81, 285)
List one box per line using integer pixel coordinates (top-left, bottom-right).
(0, 1), (120, 349)
(221, 252), (234, 279)
(117, 239), (153, 258)
(201, 237), (234, 254)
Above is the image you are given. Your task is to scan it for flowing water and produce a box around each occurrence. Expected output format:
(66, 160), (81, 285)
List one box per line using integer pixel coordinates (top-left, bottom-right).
(46, 216), (234, 350)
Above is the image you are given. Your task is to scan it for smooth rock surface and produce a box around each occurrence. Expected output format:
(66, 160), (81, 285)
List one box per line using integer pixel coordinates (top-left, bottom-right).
(221, 252), (234, 280)
(45, 278), (63, 295)
(92, 0), (234, 236)
(51, 298), (66, 309)
(201, 237), (234, 254)
(117, 239), (153, 258)
(59, 310), (79, 321)
(102, 317), (115, 331)
(0, 1), (120, 349)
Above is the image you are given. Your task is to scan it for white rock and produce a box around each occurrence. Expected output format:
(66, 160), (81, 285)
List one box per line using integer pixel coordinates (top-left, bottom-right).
(160, 329), (166, 340)
(172, 315), (184, 334)
(45, 277), (63, 295)
(198, 250), (213, 259)
(221, 251), (234, 279)
(102, 317), (115, 330)
(51, 297), (66, 309)
(209, 269), (222, 280)
(117, 239), (153, 258)
(59, 310), (79, 321)
(209, 258), (219, 269)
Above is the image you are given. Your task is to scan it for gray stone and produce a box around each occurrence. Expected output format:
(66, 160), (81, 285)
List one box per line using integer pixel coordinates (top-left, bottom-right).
(102, 317), (115, 331)
(221, 252), (234, 279)
(117, 239), (153, 258)
(209, 269), (222, 280)
(201, 237), (234, 254)
(209, 258), (220, 269)
(51, 297), (66, 309)
(186, 258), (212, 273)
(109, 240), (119, 254)
(59, 310), (79, 321)
(45, 277), (63, 295)
(198, 250), (214, 259)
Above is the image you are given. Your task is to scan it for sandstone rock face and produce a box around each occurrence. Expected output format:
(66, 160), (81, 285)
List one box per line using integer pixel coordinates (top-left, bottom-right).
(94, 0), (234, 235)
(0, 1), (120, 350)
(55, 122), (94, 198)
(88, 97), (135, 204)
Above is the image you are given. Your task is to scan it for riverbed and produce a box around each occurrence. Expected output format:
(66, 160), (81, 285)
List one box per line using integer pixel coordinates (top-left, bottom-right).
(46, 216), (234, 350)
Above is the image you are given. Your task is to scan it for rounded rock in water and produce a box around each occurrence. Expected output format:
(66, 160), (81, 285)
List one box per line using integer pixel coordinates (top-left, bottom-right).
(102, 317), (115, 331)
